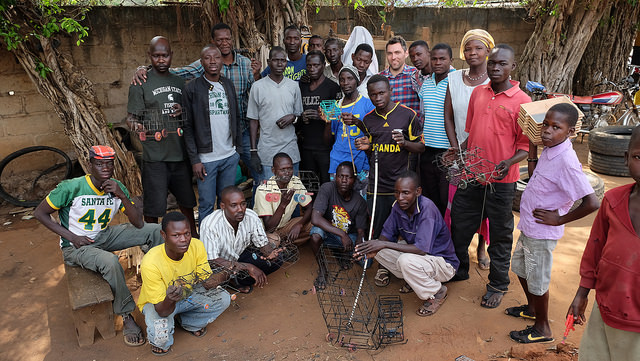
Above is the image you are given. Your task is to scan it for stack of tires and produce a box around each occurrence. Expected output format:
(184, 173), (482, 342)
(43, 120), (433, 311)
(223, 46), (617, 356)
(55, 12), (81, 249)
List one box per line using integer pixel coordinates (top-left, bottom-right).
(588, 126), (634, 177)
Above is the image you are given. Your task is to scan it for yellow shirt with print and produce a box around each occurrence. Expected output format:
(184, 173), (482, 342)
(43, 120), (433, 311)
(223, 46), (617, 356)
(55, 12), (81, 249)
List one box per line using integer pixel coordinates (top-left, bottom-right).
(137, 239), (211, 311)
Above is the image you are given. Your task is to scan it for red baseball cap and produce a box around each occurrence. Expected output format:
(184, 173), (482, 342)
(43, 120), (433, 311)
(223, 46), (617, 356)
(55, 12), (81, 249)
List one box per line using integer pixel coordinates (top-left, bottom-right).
(89, 145), (116, 160)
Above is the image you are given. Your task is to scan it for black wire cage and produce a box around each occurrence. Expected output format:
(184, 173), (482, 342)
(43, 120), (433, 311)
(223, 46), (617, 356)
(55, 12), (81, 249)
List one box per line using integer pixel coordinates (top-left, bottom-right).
(131, 108), (185, 142)
(315, 245), (405, 352)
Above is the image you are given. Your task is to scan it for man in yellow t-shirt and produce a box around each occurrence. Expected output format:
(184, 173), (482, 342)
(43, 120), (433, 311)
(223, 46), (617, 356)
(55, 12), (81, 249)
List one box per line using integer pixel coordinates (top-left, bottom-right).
(137, 212), (231, 356)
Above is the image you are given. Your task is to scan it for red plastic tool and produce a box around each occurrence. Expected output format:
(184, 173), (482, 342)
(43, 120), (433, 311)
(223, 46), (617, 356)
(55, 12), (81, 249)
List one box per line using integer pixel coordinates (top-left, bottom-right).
(563, 314), (575, 343)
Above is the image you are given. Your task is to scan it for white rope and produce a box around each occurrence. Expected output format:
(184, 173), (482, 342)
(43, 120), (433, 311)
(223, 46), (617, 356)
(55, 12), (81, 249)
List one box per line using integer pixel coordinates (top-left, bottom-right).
(347, 150), (378, 328)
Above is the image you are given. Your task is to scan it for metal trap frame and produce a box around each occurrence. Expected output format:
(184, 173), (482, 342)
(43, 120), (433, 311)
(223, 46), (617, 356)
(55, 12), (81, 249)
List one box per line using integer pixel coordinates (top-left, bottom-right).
(170, 262), (250, 306)
(315, 245), (405, 351)
(245, 237), (300, 271)
(319, 99), (341, 123)
(131, 108), (185, 142)
(436, 147), (498, 189)
(298, 170), (320, 194)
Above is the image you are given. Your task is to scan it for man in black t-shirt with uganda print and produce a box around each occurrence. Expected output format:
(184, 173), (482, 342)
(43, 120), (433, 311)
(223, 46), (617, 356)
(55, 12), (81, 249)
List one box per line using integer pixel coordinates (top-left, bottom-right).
(344, 74), (424, 287)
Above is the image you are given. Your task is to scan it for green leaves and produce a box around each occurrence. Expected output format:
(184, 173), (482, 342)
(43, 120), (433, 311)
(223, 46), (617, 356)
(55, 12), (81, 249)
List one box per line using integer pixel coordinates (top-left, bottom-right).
(35, 60), (52, 78)
(1, 1), (90, 79)
(217, 0), (230, 14)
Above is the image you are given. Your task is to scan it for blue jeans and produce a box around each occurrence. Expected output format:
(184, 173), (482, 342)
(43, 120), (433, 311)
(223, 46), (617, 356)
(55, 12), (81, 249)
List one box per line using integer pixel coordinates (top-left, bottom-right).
(310, 226), (357, 248)
(198, 152), (240, 222)
(239, 129), (261, 183)
(310, 226), (368, 268)
(142, 287), (230, 351)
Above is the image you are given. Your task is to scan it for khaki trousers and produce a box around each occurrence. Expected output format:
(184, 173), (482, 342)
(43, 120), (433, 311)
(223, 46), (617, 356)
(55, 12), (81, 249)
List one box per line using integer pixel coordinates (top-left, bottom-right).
(579, 301), (640, 361)
(268, 217), (312, 246)
(375, 242), (455, 300)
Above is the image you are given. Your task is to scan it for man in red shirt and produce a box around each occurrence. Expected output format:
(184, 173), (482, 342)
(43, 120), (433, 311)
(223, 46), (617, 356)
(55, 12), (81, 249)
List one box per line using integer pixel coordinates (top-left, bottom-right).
(449, 44), (530, 309)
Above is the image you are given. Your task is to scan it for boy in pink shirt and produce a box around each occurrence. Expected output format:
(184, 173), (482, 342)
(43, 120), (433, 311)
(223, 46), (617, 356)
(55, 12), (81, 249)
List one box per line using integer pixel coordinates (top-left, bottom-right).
(567, 125), (640, 360)
(506, 103), (598, 343)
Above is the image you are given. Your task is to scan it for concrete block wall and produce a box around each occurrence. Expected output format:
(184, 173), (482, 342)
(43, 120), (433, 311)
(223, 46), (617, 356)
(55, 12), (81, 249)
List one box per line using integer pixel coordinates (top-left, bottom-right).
(0, 5), (207, 160)
(310, 6), (534, 71)
(0, 5), (533, 160)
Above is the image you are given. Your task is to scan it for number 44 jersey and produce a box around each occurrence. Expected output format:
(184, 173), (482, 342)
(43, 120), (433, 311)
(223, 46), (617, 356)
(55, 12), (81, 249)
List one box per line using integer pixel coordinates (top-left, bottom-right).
(45, 175), (129, 248)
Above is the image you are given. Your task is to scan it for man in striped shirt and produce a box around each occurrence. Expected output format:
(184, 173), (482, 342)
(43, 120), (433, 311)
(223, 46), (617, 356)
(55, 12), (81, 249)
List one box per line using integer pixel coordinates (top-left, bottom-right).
(199, 186), (281, 293)
(418, 43), (454, 215)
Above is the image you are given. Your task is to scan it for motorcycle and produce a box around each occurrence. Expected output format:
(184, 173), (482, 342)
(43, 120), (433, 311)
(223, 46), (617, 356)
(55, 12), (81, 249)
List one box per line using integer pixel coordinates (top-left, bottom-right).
(525, 81), (625, 132)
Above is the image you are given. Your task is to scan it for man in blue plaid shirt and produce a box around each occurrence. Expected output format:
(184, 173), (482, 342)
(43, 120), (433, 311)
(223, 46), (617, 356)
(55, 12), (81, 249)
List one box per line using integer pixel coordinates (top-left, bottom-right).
(379, 36), (420, 118)
(132, 24), (261, 191)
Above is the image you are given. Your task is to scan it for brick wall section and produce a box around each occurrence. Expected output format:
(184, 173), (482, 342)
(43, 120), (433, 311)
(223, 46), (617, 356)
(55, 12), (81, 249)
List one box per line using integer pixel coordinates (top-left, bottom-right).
(0, 5), (208, 160)
(0, 5), (533, 160)
(310, 6), (534, 70)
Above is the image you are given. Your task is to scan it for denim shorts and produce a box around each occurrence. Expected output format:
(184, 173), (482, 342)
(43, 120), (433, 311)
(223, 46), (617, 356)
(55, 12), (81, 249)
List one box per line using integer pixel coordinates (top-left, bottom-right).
(511, 232), (557, 296)
(310, 226), (356, 248)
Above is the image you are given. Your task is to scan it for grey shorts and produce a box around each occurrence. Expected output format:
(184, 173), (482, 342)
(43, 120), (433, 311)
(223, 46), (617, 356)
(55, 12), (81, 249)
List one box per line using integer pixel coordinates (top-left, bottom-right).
(510, 232), (557, 296)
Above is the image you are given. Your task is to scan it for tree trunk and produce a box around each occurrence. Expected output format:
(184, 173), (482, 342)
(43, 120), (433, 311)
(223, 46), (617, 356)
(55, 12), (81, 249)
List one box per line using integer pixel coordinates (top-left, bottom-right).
(16, 39), (142, 194)
(200, 0), (309, 64)
(1, 5), (142, 195)
(518, 0), (612, 93)
(573, 0), (640, 95)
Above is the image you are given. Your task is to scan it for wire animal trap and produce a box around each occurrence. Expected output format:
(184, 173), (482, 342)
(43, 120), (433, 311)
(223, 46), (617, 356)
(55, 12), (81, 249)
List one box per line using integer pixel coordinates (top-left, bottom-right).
(319, 100), (341, 123)
(171, 262), (248, 305)
(376, 295), (404, 345)
(131, 108), (185, 142)
(315, 245), (405, 352)
(245, 237), (300, 271)
(299, 170), (320, 194)
(436, 147), (498, 189)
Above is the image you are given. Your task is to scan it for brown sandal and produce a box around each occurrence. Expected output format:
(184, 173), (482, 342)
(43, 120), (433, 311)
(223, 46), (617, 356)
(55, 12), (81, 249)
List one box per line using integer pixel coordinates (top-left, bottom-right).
(416, 286), (448, 316)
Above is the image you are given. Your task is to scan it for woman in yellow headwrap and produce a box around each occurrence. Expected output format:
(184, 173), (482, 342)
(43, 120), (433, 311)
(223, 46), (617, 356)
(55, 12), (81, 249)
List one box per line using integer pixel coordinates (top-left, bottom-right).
(443, 29), (495, 270)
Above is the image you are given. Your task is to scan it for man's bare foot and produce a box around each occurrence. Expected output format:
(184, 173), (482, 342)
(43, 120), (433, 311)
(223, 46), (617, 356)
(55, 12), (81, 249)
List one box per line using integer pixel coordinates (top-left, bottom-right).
(314, 268), (327, 290)
(477, 243), (490, 270)
(481, 291), (504, 309)
(122, 314), (145, 347)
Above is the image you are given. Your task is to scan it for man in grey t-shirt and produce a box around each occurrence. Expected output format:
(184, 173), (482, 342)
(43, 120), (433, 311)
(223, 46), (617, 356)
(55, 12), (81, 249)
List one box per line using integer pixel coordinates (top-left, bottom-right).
(183, 44), (243, 222)
(247, 46), (303, 184)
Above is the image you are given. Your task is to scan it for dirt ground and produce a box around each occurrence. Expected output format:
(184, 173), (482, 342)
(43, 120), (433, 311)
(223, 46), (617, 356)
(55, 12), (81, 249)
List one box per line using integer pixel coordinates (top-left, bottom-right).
(0, 139), (632, 361)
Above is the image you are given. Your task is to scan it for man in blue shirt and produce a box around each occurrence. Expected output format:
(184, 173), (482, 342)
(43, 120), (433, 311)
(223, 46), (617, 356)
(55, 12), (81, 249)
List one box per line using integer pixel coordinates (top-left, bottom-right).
(260, 25), (307, 81)
(354, 171), (458, 317)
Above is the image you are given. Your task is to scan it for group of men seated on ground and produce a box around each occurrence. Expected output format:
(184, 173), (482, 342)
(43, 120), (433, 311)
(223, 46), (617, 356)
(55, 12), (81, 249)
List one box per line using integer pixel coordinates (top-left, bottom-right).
(31, 21), (639, 360)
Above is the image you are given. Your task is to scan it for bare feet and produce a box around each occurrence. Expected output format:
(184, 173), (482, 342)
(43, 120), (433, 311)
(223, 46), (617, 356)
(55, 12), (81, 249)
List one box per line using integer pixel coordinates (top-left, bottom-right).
(481, 291), (504, 309)
(477, 242), (490, 270)
(314, 270), (327, 291)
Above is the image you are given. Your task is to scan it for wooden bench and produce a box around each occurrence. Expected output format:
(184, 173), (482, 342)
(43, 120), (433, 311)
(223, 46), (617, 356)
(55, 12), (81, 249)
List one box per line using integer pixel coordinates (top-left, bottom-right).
(65, 264), (116, 347)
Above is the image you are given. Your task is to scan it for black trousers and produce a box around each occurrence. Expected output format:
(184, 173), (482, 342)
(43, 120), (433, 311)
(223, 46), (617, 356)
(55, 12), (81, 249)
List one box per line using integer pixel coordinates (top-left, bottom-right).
(450, 182), (515, 293)
(235, 248), (283, 286)
(300, 149), (331, 184)
(419, 146), (449, 216)
(366, 194), (396, 240)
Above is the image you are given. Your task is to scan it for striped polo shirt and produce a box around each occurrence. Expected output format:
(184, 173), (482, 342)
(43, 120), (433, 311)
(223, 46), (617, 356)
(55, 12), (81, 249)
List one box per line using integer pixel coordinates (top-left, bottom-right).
(419, 70), (454, 149)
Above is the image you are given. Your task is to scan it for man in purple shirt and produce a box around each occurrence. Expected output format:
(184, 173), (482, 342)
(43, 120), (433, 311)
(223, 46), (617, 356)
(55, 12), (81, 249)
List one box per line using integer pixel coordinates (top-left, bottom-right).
(354, 171), (458, 317)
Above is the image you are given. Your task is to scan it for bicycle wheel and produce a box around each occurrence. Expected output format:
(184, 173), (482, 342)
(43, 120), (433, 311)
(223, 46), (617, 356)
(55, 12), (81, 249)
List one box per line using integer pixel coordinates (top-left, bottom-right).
(0, 146), (72, 207)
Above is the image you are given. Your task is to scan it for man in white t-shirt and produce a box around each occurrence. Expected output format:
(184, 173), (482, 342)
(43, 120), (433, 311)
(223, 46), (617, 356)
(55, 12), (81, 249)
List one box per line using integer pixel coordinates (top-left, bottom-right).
(183, 44), (243, 222)
(247, 46), (303, 184)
